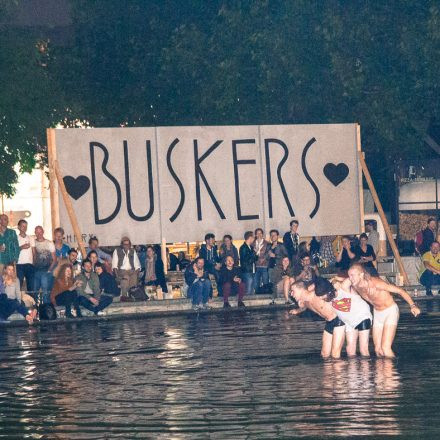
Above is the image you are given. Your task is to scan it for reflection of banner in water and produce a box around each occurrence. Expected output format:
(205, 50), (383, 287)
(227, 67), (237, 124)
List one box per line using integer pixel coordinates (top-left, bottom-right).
(49, 124), (363, 245)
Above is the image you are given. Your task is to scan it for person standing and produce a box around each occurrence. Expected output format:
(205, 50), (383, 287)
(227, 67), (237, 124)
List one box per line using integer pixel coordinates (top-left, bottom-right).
(268, 229), (288, 291)
(53, 227), (71, 260)
(199, 233), (221, 280)
(420, 218), (438, 255)
(419, 241), (440, 296)
(219, 234), (239, 266)
(365, 222), (379, 255)
(16, 219), (35, 292)
(354, 233), (378, 276)
(112, 236), (141, 299)
(283, 220), (300, 262)
(253, 228), (270, 292)
(143, 245), (168, 293)
(239, 231), (256, 296)
(0, 214), (19, 274)
(33, 226), (57, 304)
(335, 236), (356, 274)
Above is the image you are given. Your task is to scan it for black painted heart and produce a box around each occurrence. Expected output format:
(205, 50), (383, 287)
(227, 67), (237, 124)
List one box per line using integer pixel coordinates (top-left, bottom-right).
(63, 175), (90, 200)
(323, 163), (349, 187)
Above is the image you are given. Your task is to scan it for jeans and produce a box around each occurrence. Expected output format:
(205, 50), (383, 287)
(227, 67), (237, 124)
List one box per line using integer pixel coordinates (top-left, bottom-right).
(34, 270), (54, 304)
(420, 270), (440, 292)
(188, 279), (211, 305)
(55, 289), (79, 318)
(254, 267), (269, 290)
(94, 294), (113, 313)
(0, 296), (29, 320)
(16, 264), (35, 292)
(242, 272), (254, 295)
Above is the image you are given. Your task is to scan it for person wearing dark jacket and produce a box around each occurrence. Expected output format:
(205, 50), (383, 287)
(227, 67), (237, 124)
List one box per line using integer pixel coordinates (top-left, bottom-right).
(420, 218), (437, 255)
(143, 246), (168, 293)
(198, 233), (221, 278)
(219, 235), (239, 266)
(283, 220), (300, 262)
(239, 231), (256, 295)
(219, 256), (246, 308)
(184, 258), (212, 309)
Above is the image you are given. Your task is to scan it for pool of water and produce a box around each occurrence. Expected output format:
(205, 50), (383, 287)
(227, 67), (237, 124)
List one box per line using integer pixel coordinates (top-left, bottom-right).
(1, 301), (440, 438)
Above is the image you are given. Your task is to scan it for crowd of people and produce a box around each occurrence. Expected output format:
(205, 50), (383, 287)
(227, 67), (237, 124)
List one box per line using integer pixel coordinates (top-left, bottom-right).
(0, 212), (438, 358)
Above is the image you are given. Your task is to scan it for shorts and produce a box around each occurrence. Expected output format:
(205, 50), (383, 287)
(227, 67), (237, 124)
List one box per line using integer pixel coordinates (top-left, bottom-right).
(324, 316), (345, 334)
(345, 317), (372, 333)
(373, 303), (399, 328)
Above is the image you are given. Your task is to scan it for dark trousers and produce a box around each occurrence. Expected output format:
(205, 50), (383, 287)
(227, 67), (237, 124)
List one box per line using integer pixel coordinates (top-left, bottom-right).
(78, 295), (113, 315)
(222, 282), (245, 303)
(16, 264), (35, 292)
(55, 290), (79, 318)
(0, 296), (29, 320)
(420, 270), (440, 292)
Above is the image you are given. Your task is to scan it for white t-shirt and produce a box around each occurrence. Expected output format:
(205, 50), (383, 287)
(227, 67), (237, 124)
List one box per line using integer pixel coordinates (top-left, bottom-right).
(17, 234), (35, 265)
(331, 288), (372, 331)
(34, 239), (56, 270)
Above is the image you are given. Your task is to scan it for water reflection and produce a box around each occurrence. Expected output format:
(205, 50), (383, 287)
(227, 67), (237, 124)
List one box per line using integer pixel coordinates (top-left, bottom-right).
(0, 307), (438, 438)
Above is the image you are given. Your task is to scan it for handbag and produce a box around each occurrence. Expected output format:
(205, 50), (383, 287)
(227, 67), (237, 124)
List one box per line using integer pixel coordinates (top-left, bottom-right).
(128, 285), (149, 302)
(38, 303), (57, 320)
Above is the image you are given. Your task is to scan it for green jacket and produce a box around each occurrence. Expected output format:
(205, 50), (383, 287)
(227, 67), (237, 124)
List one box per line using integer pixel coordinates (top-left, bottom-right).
(74, 271), (101, 299)
(0, 228), (19, 265)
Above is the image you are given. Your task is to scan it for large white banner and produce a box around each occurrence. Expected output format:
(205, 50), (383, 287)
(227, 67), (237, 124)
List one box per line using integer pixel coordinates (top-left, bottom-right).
(53, 124), (362, 245)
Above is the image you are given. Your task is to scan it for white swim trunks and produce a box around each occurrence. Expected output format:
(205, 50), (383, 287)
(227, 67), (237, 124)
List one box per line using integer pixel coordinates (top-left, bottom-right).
(373, 303), (400, 328)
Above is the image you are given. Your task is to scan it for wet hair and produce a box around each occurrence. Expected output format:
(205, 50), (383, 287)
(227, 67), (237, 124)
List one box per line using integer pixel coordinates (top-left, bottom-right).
(314, 277), (336, 301)
(17, 219), (27, 226)
(244, 231), (253, 241)
(359, 233), (368, 241)
(205, 233), (215, 241)
(223, 234), (232, 241)
(290, 220), (299, 227)
(269, 229), (279, 236)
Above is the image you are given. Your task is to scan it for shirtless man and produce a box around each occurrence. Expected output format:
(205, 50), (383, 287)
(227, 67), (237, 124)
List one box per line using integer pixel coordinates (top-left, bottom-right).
(316, 277), (372, 357)
(289, 279), (345, 359)
(347, 263), (420, 358)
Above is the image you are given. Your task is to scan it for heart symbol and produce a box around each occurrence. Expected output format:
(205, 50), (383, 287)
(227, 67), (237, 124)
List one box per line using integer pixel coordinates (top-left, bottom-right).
(63, 175), (90, 200)
(323, 163), (349, 187)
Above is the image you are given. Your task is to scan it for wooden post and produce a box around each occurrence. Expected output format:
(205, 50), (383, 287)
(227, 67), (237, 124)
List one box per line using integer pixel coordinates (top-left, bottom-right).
(356, 125), (365, 232)
(358, 151), (410, 285)
(47, 128), (60, 235)
(161, 238), (167, 274)
(53, 160), (87, 259)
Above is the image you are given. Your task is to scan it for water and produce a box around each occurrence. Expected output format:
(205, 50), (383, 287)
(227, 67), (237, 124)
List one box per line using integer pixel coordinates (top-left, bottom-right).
(1, 302), (440, 439)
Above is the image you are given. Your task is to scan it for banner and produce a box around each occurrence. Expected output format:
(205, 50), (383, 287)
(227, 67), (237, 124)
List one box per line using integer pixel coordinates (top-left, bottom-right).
(52, 124), (362, 245)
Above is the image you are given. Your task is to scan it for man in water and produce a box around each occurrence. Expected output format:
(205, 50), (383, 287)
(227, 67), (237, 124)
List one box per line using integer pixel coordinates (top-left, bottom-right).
(315, 277), (372, 357)
(289, 279), (345, 359)
(347, 264), (420, 358)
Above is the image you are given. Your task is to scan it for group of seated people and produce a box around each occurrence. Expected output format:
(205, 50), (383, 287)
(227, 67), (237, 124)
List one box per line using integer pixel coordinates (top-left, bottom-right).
(0, 214), (385, 320)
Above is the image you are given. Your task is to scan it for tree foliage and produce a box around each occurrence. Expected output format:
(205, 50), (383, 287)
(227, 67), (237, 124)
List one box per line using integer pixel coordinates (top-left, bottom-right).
(2, 0), (440, 206)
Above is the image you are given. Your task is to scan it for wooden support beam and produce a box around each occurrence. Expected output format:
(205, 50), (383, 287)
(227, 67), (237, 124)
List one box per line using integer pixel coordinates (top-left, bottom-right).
(53, 160), (87, 259)
(358, 151), (410, 285)
(47, 128), (60, 235)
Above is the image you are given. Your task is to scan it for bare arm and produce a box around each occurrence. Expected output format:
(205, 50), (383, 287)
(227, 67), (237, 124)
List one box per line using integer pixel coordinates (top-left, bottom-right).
(48, 251), (57, 272)
(375, 279), (420, 316)
(424, 261), (440, 275)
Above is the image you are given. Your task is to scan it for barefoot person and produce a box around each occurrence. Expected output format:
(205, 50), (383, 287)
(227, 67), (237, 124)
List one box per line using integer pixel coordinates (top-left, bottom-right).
(347, 264), (420, 358)
(289, 279), (345, 359)
(315, 277), (372, 357)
